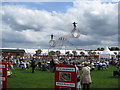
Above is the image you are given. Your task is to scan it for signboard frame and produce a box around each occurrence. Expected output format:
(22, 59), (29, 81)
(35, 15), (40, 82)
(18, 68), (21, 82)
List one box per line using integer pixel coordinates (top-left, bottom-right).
(55, 64), (77, 90)
(0, 62), (7, 89)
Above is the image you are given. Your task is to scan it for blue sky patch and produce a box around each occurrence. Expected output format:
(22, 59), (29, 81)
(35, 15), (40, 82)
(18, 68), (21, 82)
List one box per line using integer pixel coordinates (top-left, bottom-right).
(2, 2), (73, 13)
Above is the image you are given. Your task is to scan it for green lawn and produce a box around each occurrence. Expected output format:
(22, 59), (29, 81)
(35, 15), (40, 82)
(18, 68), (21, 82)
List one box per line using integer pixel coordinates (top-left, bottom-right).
(90, 65), (119, 88)
(8, 65), (119, 88)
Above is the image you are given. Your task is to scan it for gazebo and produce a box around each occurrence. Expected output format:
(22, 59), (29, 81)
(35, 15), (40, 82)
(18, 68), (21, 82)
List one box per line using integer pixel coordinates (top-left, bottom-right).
(99, 47), (116, 59)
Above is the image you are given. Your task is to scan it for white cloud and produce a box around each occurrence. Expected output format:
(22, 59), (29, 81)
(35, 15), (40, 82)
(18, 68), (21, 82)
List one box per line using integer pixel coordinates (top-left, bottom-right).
(1, 1), (118, 49)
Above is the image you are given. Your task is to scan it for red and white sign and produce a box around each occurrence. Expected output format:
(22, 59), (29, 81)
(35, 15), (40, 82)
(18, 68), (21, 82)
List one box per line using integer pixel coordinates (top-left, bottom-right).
(0, 62), (7, 89)
(55, 64), (77, 90)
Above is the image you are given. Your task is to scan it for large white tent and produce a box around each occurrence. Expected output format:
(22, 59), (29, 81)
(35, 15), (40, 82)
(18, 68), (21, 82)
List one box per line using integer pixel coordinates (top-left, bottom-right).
(99, 47), (116, 59)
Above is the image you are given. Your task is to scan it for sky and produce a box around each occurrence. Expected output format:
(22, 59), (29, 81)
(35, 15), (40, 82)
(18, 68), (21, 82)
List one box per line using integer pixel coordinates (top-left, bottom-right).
(1, 0), (119, 50)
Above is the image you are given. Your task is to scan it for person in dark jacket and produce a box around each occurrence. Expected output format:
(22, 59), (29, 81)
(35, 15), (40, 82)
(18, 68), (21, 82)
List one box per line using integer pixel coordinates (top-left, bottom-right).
(31, 59), (36, 73)
(50, 58), (55, 73)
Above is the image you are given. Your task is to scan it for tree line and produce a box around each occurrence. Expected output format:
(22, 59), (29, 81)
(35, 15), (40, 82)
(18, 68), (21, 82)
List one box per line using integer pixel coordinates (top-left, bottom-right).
(97, 47), (119, 51)
(35, 49), (97, 56)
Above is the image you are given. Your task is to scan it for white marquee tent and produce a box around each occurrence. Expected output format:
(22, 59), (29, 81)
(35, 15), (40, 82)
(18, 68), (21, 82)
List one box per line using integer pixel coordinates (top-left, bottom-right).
(99, 47), (116, 59)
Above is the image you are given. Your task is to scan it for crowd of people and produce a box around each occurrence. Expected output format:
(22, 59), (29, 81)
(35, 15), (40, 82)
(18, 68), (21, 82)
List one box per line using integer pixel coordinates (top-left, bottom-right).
(1, 56), (120, 89)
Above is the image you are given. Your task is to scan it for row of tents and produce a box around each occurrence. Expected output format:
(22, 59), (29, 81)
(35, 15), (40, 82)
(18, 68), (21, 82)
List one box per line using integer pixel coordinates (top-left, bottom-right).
(0, 47), (119, 59)
(24, 47), (118, 59)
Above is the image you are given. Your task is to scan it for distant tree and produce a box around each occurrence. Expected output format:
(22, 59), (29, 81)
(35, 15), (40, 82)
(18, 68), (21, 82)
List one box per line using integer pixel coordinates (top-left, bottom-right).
(91, 51), (96, 58)
(65, 51), (70, 56)
(109, 47), (119, 51)
(36, 49), (42, 56)
(48, 51), (56, 56)
(72, 51), (77, 56)
(101, 48), (104, 51)
(97, 47), (104, 51)
(97, 52), (100, 54)
(97, 48), (101, 50)
(92, 52), (96, 55)
(56, 51), (61, 56)
(116, 47), (120, 50)
(80, 51), (85, 56)
(88, 51), (92, 56)
(114, 52), (117, 55)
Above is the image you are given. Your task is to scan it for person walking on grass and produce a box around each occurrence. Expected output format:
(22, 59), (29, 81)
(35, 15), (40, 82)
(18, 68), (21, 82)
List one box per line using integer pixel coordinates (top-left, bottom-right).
(81, 62), (92, 90)
(31, 59), (36, 73)
(50, 58), (55, 73)
(8, 60), (14, 69)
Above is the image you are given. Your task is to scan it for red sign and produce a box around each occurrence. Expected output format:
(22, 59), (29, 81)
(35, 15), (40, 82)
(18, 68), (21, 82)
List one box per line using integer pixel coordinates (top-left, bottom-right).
(0, 62), (7, 89)
(55, 64), (77, 90)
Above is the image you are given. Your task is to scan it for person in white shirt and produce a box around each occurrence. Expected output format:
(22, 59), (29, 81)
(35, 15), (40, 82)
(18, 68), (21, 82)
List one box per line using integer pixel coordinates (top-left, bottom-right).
(81, 62), (92, 90)
(89, 61), (95, 71)
(102, 62), (107, 70)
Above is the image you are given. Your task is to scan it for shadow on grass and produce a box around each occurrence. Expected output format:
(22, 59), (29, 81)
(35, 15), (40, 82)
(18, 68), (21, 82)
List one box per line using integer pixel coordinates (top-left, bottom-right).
(108, 76), (120, 79)
(16, 68), (26, 70)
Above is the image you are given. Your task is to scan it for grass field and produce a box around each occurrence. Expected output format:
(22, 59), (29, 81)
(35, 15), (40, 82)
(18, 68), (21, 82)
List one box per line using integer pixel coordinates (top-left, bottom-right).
(8, 65), (120, 88)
